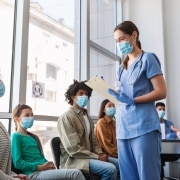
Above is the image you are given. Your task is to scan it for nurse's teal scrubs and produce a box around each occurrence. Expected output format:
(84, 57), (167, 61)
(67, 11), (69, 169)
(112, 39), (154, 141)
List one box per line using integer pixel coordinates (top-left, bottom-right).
(115, 51), (162, 180)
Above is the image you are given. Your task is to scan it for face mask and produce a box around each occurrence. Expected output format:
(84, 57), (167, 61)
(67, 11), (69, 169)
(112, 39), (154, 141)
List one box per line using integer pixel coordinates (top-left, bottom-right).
(76, 95), (89, 108)
(157, 110), (165, 119)
(117, 37), (133, 55)
(106, 107), (116, 117)
(20, 117), (34, 129)
(0, 80), (5, 98)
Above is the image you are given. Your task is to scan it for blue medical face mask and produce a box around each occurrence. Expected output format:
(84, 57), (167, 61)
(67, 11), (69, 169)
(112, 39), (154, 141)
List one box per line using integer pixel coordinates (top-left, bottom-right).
(0, 80), (5, 98)
(117, 36), (133, 55)
(106, 107), (116, 117)
(76, 95), (89, 108)
(157, 110), (165, 119)
(20, 117), (34, 129)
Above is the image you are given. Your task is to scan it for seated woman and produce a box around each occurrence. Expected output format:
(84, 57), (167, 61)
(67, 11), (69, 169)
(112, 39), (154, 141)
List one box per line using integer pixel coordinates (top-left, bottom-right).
(11, 104), (85, 180)
(95, 99), (118, 158)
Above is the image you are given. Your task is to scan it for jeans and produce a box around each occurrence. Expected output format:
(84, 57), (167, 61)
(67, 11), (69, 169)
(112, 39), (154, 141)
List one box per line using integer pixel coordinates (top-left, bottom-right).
(89, 158), (118, 180)
(108, 157), (120, 180)
(28, 169), (86, 180)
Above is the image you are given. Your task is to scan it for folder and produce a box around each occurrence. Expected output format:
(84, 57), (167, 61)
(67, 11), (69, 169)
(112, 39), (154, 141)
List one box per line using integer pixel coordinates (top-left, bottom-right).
(85, 77), (119, 105)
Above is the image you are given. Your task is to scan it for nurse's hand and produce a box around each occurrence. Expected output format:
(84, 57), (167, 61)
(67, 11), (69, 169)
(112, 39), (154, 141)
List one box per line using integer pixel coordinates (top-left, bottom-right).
(108, 88), (134, 105)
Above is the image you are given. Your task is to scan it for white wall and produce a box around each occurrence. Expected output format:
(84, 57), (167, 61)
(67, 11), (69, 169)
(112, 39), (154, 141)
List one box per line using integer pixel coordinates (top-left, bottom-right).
(162, 0), (180, 128)
(121, 0), (180, 129)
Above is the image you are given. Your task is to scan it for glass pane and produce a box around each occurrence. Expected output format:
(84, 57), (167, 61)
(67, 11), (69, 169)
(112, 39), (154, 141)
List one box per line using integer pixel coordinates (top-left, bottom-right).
(28, 120), (58, 161)
(90, 0), (117, 54)
(27, 0), (76, 116)
(0, 0), (15, 111)
(89, 48), (117, 117)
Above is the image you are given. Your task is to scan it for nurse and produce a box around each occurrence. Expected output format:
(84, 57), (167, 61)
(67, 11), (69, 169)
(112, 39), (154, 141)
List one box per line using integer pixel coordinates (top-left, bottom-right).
(108, 21), (166, 180)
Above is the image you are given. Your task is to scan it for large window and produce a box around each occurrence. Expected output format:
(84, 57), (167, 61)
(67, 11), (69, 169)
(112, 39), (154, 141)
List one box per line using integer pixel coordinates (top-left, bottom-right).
(0, 0), (15, 111)
(89, 49), (118, 116)
(90, 0), (117, 54)
(27, 0), (75, 116)
(0, 0), (15, 130)
(25, 0), (77, 160)
(89, 0), (120, 116)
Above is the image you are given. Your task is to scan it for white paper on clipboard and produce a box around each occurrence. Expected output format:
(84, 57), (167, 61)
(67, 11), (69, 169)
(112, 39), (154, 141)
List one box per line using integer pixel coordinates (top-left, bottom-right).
(85, 77), (119, 105)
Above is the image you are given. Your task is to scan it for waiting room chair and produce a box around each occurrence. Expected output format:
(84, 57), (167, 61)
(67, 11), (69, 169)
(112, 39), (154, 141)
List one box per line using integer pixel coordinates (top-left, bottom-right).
(50, 136), (101, 180)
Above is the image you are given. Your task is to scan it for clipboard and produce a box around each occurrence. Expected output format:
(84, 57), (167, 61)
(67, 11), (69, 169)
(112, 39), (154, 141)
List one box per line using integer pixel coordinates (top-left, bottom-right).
(85, 77), (119, 105)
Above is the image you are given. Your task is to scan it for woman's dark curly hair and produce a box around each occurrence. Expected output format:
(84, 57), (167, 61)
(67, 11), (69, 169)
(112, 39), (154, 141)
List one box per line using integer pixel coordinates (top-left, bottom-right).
(65, 79), (93, 105)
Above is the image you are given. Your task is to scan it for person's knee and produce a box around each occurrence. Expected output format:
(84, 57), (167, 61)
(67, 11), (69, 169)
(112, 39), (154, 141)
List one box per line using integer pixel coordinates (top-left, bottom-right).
(106, 163), (117, 175)
(74, 169), (83, 175)
(107, 164), (117, 180)
(72, 169), (85, 180)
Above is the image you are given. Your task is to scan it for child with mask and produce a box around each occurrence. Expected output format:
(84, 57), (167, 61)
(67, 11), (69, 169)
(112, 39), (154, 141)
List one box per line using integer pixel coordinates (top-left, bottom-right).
(57, 80), (120, 180)
(11, 104), (86, 180)
(156, 102), (179, 140)
(95, 99), (118, 158)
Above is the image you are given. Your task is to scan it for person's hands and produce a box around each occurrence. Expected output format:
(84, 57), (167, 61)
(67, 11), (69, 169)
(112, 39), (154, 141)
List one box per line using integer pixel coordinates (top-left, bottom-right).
(13, 174), (30, 180)
(98, 153), (108, 162)
(108, 88), (134, 105)
(37, 161), (56, 171)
